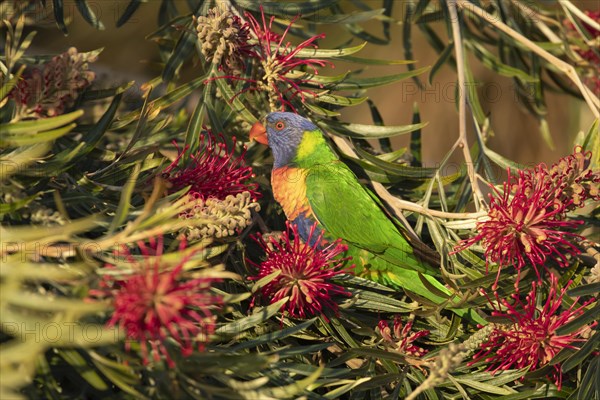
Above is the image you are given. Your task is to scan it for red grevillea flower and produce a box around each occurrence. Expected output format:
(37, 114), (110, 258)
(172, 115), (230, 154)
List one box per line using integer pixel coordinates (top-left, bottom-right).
(248, 222), (352, 320)
(470, 275), (596, 390)
(90, 236), (221, 367)
(377, 316), (430, 357)
(232, 6), (332, 111)
(162, 132), (260, 201)
(454, 167), (583, 289)
(10, 47), (97, 118)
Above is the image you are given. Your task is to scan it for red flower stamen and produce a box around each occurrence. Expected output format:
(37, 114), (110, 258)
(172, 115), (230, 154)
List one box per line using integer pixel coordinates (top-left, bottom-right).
(215, 6), (333, 111)
(454, 165), (583, 289)
(163, 131), (260, 201)
(89, 236), (222, 367)
(470, 275), (596, 390)
(378, 316), (430, 357)
(248, 221), (352, 321)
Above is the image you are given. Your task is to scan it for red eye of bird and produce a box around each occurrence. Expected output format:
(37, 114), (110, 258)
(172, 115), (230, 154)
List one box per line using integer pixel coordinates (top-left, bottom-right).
(275, 121), (285, 130)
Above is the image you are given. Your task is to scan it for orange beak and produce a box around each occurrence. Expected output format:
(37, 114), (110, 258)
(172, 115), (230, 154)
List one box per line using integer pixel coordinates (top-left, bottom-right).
(249, 121), (268, 145)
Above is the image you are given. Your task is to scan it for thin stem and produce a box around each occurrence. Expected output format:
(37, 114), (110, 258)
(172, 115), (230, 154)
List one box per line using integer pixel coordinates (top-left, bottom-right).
(378, 194), (487, 220)
(447, 0), (485, 211)
(457, 0), (600, 117)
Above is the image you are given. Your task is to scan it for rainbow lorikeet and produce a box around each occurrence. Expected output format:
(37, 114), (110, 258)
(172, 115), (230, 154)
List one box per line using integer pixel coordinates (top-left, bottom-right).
(250, 112), (483, 322)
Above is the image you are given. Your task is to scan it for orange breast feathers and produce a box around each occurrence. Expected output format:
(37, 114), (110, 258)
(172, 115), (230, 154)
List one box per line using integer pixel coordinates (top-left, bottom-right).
(271, 167), (314, 221)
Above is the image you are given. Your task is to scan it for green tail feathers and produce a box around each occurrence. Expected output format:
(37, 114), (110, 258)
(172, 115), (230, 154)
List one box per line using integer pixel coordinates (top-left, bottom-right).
(347, 247), (487, 325)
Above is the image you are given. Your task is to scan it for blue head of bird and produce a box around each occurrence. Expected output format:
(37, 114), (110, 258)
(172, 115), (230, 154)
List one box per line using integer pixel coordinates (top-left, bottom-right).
(249, 112), (318, 168)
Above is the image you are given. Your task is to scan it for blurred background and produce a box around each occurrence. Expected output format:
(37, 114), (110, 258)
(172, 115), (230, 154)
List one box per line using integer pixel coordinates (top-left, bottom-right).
(21, 0), (597, 166)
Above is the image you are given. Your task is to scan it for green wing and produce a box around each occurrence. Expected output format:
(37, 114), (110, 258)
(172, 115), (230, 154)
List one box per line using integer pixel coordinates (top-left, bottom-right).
(304, 161), (437, 276)
(304, 160), (487, 325)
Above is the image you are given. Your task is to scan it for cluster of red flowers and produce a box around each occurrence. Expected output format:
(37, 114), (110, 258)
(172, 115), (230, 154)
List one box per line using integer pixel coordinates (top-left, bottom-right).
(455, 147), (598, 389)
(248, 222), (352, 321)
(162, 131), (260, 202)
(241, 7), (332, 110)
(9, 47), (97, 118)
(454, 147), (598, 288)
(377, 316), (430, 357)
(471, 275), (596, 390)
(89, 236), (222, 367)
(203, 6), (332, 111)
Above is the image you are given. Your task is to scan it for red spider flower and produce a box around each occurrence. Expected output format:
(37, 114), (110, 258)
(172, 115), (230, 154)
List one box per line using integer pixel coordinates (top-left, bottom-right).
(162, 131), (260, 201)
(10, 47), (97, 118)
(377, 316), (430, 357)
(470, 275), (596, 390)
(248, 221), (352, 320)
(453, 167), (582, 289)
(90, 236), (222, 367)
(229, 6), (333, 111)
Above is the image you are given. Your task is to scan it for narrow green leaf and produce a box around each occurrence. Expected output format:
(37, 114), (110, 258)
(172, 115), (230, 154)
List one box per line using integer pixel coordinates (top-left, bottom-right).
(349, 347), (407, 363)
(561, 332), (599, 372)
(314, 93), (368, 107)
(80, 81), (134, 101)
(294, 42), (366, 58)
(230, 318), (317, 351)
(308, 9), (385, 24)
(0, 193), (38, 216)
(336, 56), (415, 66)
(76, 92), (124, 160)
(322, 120), (428, 139)
(330, 67), (430, 90)
(214, 78), (258, 124)
(567, 282), (600, 297)
(108, 163), (141, 233)
(305, 102), (341, 117)
(577, 357), (598, 400)
(237, 0), (340, 15)
(0, 65), (25, 101)
(410, 103), (423, 166)
(483, 146), (529, 173)
(52, 0), (68, 34)
(466, 41), (538, 83)
(539, 118), (555, 151)
(58, 349), (108, 390)
(162, 18), (198, 82)
(261, 364), (324, 399)
(1, 123), (76, 147)
(454, 378), (515, 395)
(76, 0), (105, 30)
(216, 298), (288, 335)
(112, 76), (206, 129)
(429, 43), (454, 84)
(346, 22), (388, 45)
(556, 303), (599, 335)
(0, 215), (100, 242)
(116, 0), (143, 27)
(353, 142), (437, 179)
(1, 110), (83, 135)
(324, 378), (372, 399)
(0, 143), (51, 180)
